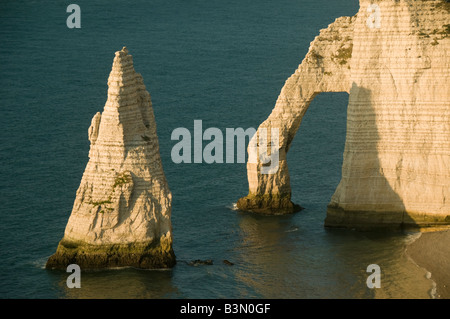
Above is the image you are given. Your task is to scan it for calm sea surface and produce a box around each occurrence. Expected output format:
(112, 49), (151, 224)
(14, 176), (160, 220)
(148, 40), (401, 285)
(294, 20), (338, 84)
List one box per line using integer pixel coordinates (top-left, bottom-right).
(0, 0), (433, 298)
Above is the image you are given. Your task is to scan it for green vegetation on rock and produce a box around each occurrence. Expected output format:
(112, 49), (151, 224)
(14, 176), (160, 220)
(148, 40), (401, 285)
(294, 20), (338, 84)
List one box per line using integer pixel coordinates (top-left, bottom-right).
(333, 44), (353, 65)
(236, 192), (303, 214)
(89, 197), (112, 206)
(113, 172), (130, 188)
(45, 237), (176, 270)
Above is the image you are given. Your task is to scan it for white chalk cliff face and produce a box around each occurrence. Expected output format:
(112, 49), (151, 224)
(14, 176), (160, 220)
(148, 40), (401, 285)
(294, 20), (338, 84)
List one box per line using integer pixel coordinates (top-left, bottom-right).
(47, 47), (175, 269)
(238, 0), (450, 230)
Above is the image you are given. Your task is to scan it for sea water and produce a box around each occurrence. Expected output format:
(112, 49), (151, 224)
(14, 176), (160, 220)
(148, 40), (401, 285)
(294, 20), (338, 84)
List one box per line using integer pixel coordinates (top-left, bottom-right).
(0, 0), (433, 298)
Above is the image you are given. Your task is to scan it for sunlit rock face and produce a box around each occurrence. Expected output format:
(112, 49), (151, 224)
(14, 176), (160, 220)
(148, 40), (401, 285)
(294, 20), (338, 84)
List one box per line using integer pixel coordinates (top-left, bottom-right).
(46, 47), (175, 269)
(239, 0), (450, 230)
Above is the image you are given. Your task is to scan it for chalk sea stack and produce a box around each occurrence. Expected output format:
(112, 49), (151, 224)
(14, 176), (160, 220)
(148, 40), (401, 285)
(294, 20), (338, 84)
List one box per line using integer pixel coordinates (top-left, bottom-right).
(238, 0), (450, 230)
(46, 47), (175, 269)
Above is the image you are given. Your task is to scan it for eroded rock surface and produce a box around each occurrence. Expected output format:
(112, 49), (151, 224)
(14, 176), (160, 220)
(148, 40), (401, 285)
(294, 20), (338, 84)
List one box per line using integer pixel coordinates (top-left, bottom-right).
(238, 0), (450, 230)
(47, 47), (175, 269)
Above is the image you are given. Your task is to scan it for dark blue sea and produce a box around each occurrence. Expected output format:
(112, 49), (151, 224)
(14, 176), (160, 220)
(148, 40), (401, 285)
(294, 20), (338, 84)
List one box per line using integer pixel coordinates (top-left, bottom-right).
(0, 0), (433, 298)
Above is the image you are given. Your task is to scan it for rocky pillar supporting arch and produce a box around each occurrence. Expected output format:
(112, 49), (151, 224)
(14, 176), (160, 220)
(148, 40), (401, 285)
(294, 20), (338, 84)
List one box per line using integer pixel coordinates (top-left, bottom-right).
(326, 0), (450, 230)
(237, 16), (354, 214)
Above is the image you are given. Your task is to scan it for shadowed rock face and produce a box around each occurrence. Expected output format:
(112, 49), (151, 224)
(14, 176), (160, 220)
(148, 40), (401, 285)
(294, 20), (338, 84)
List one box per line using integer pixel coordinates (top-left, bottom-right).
(238, 0), (450, 230)
(47, 47), (175, 269)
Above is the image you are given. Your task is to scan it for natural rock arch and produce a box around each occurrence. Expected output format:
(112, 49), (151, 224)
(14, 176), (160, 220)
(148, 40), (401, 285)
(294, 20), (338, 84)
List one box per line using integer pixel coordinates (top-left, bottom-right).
(238, 0), (450, 230)
(237, 15), (354, 214)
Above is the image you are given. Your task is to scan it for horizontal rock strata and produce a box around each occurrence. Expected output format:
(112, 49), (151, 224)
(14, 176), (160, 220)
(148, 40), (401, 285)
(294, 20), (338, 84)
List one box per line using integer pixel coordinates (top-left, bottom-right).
(238, 0), (450, 230)
(46, 47), (175, 269)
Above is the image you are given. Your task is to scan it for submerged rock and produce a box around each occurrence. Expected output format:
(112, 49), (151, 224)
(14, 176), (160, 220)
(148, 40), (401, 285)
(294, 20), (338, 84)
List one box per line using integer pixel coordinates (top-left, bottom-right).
(46, 47), (175, 269)
(188, 260), (214, 266)
(223, 260), (234, 266)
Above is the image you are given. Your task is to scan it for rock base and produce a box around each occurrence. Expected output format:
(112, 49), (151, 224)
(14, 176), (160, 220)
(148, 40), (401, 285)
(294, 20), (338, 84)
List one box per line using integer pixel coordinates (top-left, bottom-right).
(325, 205), (450, 231)
(237, 193), (303, 215)
(46, 238), (176, 270)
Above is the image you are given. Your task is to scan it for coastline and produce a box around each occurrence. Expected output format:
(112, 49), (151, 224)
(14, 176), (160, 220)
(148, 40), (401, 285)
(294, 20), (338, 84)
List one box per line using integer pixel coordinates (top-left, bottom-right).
(406, 230), (450, 299)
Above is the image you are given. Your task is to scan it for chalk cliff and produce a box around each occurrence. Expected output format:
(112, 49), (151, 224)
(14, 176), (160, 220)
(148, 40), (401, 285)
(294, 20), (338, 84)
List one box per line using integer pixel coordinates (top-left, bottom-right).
(238, 0), (450, 230)
(46, 47), (175, 269)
